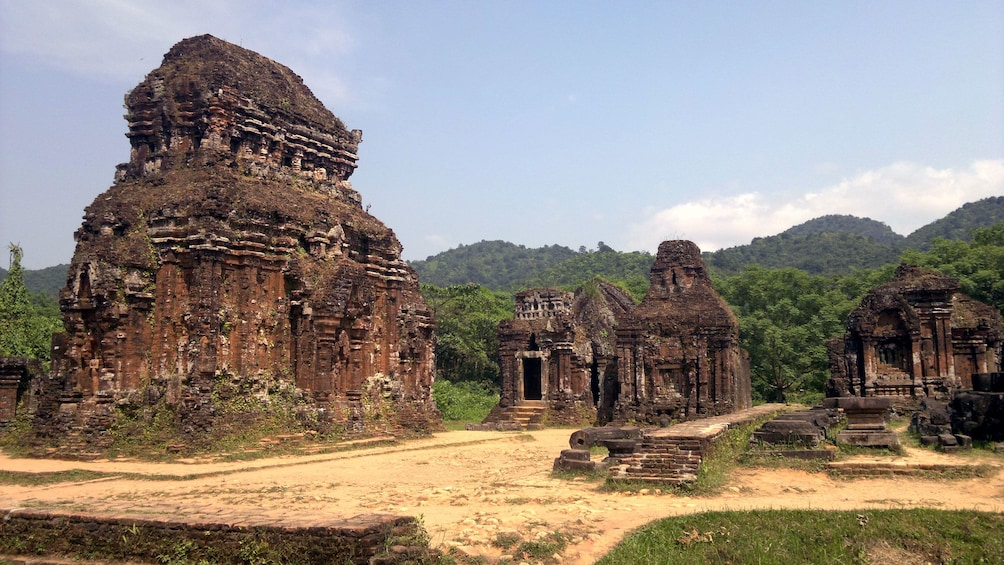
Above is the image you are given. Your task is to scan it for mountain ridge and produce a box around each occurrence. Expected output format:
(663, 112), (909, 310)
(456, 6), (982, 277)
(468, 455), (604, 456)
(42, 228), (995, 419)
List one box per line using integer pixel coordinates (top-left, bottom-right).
(410, 196), (1004, 285)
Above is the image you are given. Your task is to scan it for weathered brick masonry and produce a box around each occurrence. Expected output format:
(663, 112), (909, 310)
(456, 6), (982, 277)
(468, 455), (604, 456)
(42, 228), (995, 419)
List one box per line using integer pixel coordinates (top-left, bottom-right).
(0, 508), (433, 564)
(610, 403), (785, 484)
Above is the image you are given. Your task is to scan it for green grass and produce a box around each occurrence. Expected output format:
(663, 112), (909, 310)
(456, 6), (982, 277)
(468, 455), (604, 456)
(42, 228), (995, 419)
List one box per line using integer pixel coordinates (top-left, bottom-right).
(0, 469), (111, 485)
(597, 509), (1004, 564)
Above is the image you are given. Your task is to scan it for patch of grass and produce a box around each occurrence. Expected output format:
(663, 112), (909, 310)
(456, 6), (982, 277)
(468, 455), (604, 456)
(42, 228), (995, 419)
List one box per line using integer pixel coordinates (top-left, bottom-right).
(514, 533), (568, 563)
(491, 531), (522, 550)
(690, 420), (765, 494)
(550, 467), (607, 482)
(0, 469), (112, 486)
(597, 509), (1004, 565)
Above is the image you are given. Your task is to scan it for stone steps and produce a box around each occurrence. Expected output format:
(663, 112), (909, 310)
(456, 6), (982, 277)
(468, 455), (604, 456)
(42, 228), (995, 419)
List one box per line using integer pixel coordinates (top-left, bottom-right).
(477, 401), (547, 430)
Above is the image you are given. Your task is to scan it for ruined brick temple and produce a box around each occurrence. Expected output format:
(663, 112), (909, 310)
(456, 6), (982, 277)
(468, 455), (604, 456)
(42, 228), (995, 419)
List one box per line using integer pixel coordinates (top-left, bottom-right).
(489, 281), (635, 427)
(488, 241), (752, 428)
(828, 265), (1003, 399)
(0, 358), (40, 426)
(613, 241), (752, 424)
(31, 35), (439, 452)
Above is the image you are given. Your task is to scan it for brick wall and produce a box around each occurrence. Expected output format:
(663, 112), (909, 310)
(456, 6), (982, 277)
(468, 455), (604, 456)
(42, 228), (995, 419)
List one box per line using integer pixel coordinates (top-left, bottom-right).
(0, 508), (435, 564)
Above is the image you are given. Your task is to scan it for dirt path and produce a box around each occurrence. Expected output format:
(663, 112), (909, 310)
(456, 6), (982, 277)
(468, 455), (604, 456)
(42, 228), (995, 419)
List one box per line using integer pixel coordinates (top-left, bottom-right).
(2, 429), (1003, 564)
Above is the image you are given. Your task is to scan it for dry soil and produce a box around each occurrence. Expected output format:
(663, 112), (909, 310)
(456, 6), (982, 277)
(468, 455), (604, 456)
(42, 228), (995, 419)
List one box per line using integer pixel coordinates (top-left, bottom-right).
(1, 429), (1002, 564)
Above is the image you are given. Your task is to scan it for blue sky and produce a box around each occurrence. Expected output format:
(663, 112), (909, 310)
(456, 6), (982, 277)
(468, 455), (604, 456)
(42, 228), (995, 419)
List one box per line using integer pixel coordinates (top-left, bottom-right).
(1, 1), (1002, 269)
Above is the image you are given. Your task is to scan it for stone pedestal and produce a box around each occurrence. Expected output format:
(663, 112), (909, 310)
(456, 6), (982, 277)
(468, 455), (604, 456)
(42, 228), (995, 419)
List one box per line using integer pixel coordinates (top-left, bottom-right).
(825, 397), (900, 449)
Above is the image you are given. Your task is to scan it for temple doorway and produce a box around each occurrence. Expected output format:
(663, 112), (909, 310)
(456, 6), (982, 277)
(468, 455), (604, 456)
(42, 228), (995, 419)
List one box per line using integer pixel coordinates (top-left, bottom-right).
(523, 358), (542, 400)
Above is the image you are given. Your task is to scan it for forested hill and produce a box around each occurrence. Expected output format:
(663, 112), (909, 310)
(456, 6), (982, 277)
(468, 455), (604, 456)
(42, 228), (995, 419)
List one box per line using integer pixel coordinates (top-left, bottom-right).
(904, 196), (1004, 250)
(704, 197), (1004, 276)
(409, 240), (578, 289)
(781, 215), (903, 244)
(702, 232), (902, 276)
(0, 264), (68, 297)
(410, 241), (653, 297)
(518, 249), (654, 300)
(16, 198), (1000, 294)
(412, 197), (1004, 285)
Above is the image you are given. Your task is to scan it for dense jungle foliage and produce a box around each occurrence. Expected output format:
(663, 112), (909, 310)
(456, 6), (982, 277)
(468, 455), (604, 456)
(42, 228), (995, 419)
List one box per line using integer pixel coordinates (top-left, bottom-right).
(421, 283), (512, 385)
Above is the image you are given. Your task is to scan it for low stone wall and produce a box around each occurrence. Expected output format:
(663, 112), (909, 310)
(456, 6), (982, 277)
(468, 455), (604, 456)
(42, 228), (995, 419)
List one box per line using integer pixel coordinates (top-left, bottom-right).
(610, 404), (786, 484)
(0, 508), (433, 564)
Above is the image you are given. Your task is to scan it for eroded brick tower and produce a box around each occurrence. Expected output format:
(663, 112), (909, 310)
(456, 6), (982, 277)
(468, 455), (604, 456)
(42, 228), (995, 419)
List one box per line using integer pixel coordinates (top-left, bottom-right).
(34, 35), (439, 453)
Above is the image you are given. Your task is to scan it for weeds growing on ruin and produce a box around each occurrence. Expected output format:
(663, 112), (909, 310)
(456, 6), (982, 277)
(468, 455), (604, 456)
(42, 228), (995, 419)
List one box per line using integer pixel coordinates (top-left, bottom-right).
(0, 402), (35, 456)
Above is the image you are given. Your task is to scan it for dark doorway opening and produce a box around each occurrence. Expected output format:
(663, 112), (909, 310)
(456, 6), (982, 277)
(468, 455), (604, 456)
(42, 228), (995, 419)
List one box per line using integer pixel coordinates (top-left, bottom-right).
(523, 358), (542, 400)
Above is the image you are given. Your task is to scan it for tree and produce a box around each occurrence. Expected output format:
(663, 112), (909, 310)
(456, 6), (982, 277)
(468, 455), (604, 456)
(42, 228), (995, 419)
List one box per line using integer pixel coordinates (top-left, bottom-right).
(900, 222), (1004, 312)
(0, 244), (62, 361)
(714, 265), (896, 403)
(421, 283), (513, 386)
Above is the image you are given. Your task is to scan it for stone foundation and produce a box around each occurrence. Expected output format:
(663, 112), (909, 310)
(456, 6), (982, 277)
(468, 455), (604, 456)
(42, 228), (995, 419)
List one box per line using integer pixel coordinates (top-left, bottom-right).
(0, 508), (432, 564)
(608, 404), (784, 484)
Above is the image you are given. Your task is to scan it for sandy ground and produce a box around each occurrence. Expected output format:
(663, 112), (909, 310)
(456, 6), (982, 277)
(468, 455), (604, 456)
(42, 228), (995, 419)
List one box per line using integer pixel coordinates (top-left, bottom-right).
(1, 429), (1003, 564)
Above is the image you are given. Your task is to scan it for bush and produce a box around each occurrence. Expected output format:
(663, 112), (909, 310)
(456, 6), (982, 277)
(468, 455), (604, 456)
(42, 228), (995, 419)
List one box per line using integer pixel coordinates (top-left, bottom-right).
(432, 380), (499, 423)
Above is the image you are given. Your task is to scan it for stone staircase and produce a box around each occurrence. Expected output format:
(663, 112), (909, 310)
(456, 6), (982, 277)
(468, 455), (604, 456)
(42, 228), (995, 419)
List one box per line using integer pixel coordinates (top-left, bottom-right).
(472, 400), (547, 431)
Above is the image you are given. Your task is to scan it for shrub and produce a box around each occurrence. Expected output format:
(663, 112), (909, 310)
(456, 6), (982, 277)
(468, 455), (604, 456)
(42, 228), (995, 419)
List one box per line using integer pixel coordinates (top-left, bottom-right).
(432, 380), (499, 423)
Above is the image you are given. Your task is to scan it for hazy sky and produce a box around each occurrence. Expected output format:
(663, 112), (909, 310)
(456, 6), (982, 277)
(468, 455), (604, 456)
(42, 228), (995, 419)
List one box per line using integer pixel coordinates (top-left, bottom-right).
(1, 1), (1002, 269)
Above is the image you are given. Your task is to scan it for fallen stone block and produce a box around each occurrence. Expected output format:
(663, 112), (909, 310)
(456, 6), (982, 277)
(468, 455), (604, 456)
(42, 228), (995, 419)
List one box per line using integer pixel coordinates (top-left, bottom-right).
(569, 426), (642, 449)
(553, 457), (597, 473)
(559, 448), (591, 461)
(938, 433), (958, 446)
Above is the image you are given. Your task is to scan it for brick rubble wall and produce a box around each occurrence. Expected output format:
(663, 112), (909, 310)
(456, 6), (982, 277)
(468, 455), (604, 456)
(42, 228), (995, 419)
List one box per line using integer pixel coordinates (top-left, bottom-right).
(0, 508), (434, 564)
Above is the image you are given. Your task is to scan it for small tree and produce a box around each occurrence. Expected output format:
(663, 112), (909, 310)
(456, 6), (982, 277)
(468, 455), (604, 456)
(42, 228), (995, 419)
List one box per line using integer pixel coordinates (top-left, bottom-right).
(0, 244), (61, 360)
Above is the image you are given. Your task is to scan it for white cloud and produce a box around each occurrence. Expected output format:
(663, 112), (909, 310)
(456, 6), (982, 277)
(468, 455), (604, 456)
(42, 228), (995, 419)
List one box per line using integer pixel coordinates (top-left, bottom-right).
(627, 159), (1004, 253)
